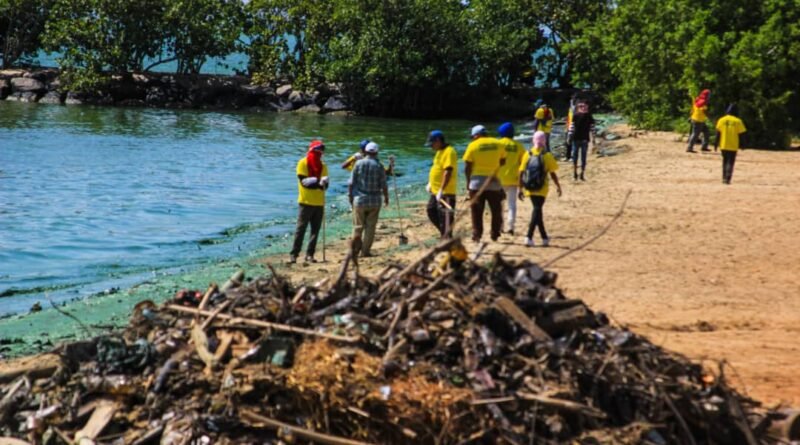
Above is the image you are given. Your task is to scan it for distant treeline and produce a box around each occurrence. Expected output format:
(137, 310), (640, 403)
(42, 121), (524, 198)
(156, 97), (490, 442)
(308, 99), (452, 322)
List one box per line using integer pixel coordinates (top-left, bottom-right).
(1, 0), (797, 147)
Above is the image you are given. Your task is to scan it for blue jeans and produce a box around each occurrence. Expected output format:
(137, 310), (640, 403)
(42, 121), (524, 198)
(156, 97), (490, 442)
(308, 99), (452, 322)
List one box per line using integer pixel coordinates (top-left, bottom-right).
(572, 140), (589, 170)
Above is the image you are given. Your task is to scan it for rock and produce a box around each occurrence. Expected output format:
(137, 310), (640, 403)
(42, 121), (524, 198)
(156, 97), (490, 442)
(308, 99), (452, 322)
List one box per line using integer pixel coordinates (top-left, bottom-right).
(30, 302), (42, 313)
(38, 91), (64, 105)
(322, 95), (348, 112)
(288, 90), (308, 107)
(269, 98), (294, 112)
(276, 84), (293, 98)
(65, 92), (83, 105)
(5, 91), (39, 102)
(604, 133), (621, 141)
(0, 78), (9, 99)
(294, 104), (321, 114)
(10, 77), (46, 93)
(240, 84), (274, 97)
(145, 86), (167, 105)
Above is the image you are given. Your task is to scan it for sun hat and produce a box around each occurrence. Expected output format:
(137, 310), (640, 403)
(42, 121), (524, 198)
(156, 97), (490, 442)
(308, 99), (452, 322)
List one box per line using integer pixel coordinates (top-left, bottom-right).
(471, 125), (487, 137)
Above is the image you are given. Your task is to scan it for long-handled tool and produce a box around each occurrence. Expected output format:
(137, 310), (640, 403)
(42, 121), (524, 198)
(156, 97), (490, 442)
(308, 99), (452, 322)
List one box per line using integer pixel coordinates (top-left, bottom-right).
(389, 156), (409, 245)
(321, 205), (327, 262)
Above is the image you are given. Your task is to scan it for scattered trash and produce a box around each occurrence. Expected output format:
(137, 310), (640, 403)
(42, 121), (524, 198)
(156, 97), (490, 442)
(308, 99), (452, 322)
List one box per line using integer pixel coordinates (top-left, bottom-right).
(0, 239), (791, 444)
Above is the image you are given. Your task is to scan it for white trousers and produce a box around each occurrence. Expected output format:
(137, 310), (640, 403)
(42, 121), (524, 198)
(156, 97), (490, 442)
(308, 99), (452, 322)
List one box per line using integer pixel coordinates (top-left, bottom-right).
(503, 186), (518, 233)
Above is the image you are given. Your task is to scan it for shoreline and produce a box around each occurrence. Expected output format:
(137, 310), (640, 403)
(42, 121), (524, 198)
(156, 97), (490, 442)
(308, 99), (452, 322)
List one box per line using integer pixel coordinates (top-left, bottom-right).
(3, 123), (799, 407)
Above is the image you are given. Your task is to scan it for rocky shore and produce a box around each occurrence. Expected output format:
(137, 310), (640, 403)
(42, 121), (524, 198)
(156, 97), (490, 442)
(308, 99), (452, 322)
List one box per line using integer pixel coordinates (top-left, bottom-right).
(0, 68), (353, 114)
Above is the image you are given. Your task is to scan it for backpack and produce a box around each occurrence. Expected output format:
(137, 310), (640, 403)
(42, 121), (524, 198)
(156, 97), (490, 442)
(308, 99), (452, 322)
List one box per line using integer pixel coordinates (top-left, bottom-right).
(522, 150), (546, 191)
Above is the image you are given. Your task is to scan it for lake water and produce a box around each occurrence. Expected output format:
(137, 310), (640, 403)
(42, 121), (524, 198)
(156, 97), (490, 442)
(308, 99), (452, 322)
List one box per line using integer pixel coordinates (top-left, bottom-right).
(0, 101), (509, 315)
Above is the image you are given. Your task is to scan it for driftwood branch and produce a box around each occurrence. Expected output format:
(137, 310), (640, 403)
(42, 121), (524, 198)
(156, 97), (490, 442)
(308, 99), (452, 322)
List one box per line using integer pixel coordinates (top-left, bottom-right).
(240, 409), (375, 445)
(166, 305), (359, 343)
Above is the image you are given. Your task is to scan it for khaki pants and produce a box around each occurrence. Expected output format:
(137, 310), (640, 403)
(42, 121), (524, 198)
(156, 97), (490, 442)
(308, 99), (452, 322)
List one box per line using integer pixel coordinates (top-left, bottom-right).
(352, 206), (381, 256)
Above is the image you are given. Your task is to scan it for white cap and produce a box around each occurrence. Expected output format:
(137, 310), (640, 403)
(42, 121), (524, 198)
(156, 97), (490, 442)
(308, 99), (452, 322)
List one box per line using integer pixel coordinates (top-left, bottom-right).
(471, 125), (487, 137)
(364, 142), (379, 153)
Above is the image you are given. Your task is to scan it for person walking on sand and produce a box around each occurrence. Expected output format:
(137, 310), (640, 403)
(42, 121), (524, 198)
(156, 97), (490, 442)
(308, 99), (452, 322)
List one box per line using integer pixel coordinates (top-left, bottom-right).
(348, 142), (389, 257)
(289, 140), (329, 264)
(533, 99), (555, 152)
(687, 89), (711, 153)
(497, 122), (524, 236)
(564, 94), (577, 161)
(519, 131), (562, 247)
(567, 100), (597, 181)
(714, 104), (747, 184)
(425, 130), (458, 238)
(464, 125), (506, 242)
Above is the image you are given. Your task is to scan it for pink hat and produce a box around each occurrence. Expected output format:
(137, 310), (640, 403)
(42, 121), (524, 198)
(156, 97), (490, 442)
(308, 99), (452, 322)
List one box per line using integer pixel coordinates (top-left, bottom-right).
(533, 131), (547, 148)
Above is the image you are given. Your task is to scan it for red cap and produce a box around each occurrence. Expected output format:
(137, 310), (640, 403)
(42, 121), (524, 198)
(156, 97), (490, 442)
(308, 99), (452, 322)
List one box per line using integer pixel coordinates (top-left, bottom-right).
(308, 140), (325, 151)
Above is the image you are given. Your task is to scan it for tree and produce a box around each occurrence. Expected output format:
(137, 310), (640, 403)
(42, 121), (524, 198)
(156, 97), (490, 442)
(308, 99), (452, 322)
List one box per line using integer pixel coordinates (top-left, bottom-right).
(42, 0), (166, 90)
(0, 0), (53, 69)
(160, 0), (245, 74)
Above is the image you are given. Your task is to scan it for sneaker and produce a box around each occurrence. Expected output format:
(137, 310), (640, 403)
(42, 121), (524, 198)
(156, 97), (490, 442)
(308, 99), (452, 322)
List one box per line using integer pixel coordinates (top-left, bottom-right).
(580, 172), (585, 181)
(288, 255), (297, 264)
(507, 230), (514, 236)
(701, 148), (711, 152)
(686, 149), (696, 153)
(524, 238), (535, 247)
(573, 172), (578, 180)
(542, 238), (550, 247)
(304, 256), (317, 263)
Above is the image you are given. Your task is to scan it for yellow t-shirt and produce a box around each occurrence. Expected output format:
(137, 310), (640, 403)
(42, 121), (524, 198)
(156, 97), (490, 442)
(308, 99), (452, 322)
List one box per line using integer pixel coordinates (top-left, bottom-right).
(463, 137), (506, 177)
(691, 105), (708, 123)
(715, 115), (746, 151)
(497, 137), (524, 186)
(429, 145), (458, 195)
(344, 154), (357, 171)
(535, 107), (555, 133)
(296, 158), (329, 206)
(518, 148), (559, 197)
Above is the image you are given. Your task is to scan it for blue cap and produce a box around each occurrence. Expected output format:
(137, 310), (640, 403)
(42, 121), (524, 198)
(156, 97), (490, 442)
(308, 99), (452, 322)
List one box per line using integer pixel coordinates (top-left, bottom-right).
(498, 122), (514, 138)
(426, 130), (445, 146)
(359, 139), (371, 150)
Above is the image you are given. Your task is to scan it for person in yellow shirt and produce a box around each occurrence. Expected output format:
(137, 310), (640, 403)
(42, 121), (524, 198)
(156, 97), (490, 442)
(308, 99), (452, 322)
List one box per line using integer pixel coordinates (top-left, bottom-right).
(342, 139), (394, 176)
(518, 131), (562, 247)
(533, 99), (555, 152)
(425, 130), (458, 238)
(714, 104), (747, 184)
(463, 125), (506, 242)
(496, 122), (524, 235)
(687, 89), (711, 153)
(289, 140), (329, 264)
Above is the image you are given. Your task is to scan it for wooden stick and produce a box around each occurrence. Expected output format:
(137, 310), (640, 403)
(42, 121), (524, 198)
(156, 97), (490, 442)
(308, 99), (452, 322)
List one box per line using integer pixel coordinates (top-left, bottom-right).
(199, 299), (231, 331)
(197, 283), (218, 313)
(166, 305), (359, 343)
(377, 238), (459, 296)
(240, 409), (376, 445)
(516, 392), (607, 419)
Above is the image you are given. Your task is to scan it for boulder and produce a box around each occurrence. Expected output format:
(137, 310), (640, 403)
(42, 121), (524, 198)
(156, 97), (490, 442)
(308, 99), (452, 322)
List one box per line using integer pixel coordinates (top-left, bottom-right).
(10, 77), (46, 93)
(145, 86), (167, 105)
(322, 95), (348, 112)
(0, 79), (9, 99)
(288, 90), (308, 108)
(38, 91), (64, 105)
(294, 104), (321, 114)
(5, 91), (39, 102)
(65, 92), (83, 105)
(276, 84), (292, 98)
(269, 98), (294, 112)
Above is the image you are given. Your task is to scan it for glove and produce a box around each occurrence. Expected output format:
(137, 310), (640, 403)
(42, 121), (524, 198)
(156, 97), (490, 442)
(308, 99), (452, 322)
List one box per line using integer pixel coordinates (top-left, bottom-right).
(354, 152), (364, 160)
(301, 177), (318, 187)
(320, 176), (329, 187)
(425, 183), (432, 193)
(436, 190), (443, 202)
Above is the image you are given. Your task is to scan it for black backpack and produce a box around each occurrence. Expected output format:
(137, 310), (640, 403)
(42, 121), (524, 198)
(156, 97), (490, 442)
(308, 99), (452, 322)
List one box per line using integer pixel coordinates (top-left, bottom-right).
(522, 150), (546, 191)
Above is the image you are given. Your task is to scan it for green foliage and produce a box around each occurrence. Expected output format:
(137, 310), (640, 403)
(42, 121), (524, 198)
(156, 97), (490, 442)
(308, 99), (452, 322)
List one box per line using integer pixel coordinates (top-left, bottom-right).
(0, 0), (53, 68)
(42, 0), (166, 90)
(161, 0), (245, 75)
(570, 0), (800, 148)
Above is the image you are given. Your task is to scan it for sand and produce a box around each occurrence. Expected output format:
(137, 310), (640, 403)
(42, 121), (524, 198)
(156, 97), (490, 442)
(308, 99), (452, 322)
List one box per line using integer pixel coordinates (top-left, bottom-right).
(280, 125), (800, 406)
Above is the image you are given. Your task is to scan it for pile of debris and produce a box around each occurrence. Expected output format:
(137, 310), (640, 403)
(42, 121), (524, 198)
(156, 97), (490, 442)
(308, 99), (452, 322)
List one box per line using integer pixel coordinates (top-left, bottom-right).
(1, 239), (797, 444)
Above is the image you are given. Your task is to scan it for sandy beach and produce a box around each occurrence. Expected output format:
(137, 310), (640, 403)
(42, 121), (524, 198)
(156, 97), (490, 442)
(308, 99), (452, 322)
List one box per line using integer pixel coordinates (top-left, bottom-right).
(277, 125), (800, 406)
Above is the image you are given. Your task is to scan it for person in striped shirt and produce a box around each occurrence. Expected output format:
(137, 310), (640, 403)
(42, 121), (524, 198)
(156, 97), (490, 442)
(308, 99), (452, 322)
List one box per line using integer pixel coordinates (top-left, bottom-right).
(567, 101), (597, 181)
